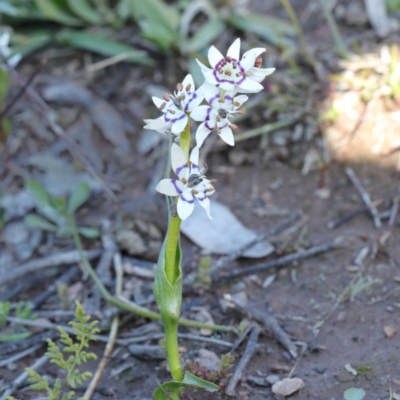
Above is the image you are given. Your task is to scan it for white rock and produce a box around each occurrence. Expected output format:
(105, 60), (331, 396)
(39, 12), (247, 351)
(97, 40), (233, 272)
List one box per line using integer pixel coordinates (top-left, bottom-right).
(272, 377), (305, 396)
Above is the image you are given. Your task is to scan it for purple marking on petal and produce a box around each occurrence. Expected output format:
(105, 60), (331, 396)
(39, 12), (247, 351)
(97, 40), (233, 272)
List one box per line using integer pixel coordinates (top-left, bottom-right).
(208, 94), (220, 105)
(184, 93), (197, 112)
(205, 107), (212, 120)
(181, 194), (194, 204)
(191, 162), (199, 172)
(175, 163), (188, 177)
(170, 113), (186, 123)
(224, 95), (233, 101)
(205, 121), (213, 130)
(172, 179), (183, 194)
(213, 69), (235, 84)
(164, 115), (171, 123)
(196, 193), (207, 201)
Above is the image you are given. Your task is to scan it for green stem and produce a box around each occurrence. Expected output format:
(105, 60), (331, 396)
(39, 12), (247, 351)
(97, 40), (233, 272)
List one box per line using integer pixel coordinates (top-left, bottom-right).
(164, 116), (191, 286)
(165, 318), (182, 381)
(317, 0), (348, 57)
(164, 216), (181, 285)
(162, 116), (192, 384)
(68, 216), (235, 332)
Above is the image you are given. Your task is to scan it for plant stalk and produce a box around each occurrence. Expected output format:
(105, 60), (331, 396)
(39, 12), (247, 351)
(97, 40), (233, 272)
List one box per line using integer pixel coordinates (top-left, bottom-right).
(162, 116), (191, 384)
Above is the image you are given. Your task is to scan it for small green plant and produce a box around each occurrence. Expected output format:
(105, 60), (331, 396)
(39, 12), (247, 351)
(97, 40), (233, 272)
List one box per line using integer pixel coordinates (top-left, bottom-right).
(0, 301), (37, 342)
(25, 300), (99, 400)
(24, 181), (100, 239)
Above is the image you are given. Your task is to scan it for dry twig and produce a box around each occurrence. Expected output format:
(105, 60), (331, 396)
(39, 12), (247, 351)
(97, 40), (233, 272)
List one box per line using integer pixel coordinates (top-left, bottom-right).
(231, 300), (297, 358)
(345, 167), (381, 228)
(210, 211), (302, 275)
(83, 253), (122, 399)
(217, 236), (343, 280)
(225, 325), (261, 396)
(0, 355), (48, 400)
(1, 249), (101, 287)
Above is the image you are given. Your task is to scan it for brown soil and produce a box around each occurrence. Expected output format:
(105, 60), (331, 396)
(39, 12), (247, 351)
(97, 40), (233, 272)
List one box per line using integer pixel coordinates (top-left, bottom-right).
(1, 0), (400, 399)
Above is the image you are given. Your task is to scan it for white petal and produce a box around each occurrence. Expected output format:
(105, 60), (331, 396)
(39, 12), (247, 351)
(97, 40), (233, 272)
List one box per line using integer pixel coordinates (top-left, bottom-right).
(181, 74), (195, 92)
(203, 69), (219, 86)
(204, 82), (220, 105)
(219, 80), (235, 91)
(240, 48), (266, 71)
(237, 77), (264, 93)
(171, 114), (188, 134)
(156, 179), (185, 196)
(152, 96), (167, 111)
(227, 38), (241, 60)
(249, 67), (276, 77)
(208, 46), (224, 69)
(143, 116), (169, 132)
(196, 122), (212, 148)
(191, 105), (210, 122)
(177, 192), (195, 220)
(0, 32), (11, 48)
(171, 143), (188, 179)
(219, 126), (235, 146)
(195, 194), (212, 219)
(189, 146), (200, 173)
(233, 94), (248, 108)
(196, 59), (211, 72)
(185, 90), (204, 112)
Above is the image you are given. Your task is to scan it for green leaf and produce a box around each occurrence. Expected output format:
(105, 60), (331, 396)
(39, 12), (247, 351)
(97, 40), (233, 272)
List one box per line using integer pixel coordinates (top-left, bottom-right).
(0, 68), (9, 105)
(0, 2), (18, 15)
(0, 332), (31, 342)
(228, 13), (295, 49)
(10, 31), (52, 60)
(24, 214), (57, 231)
(153, 372), (219, 400)
(181, 371), (219, 391)
(56, 30), (153, 65)
(67, 182), (90, 214)
(130, 0), (179, 32)
(386, 0), (400, 12)
(130, 0), (180, 51)
(182, 17), (224, 53)
(116, 0), (131, 21)
(35, 0), (83, 26)
(78, 227), (100, 238)
(344, 388), (366, 400)
(153, 239), (182, 320)
(26, 181), (51, 208)
(67, 0), (104, 25)
(1, 117), (11, 140)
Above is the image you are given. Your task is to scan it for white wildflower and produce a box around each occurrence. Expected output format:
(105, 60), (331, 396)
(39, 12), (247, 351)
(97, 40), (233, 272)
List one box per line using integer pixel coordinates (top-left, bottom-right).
(156, 143), (215, 220)
(191, 83), (248, 147)
(145, 74), (204, 135)
(196, 38), (275, 93)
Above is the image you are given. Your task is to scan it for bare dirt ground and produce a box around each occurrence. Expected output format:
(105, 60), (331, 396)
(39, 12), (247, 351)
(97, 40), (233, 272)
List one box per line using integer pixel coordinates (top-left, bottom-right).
(1, 0), (400, 399)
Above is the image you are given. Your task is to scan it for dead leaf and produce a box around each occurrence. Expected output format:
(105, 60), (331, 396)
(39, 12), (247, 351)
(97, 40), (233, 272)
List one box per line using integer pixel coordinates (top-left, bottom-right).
(181, 201), (274, 257)
(89, 100), (130, 154)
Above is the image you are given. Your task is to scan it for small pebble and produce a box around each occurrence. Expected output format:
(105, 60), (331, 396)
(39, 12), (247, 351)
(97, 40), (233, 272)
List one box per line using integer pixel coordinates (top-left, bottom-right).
(266, 375), (280, 385)
(272, 377), (305, 396)
(384, 325), (397, 338)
